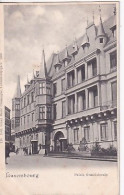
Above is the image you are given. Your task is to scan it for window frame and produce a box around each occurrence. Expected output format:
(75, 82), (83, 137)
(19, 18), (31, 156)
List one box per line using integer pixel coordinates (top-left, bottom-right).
(100, 123), (108, 141)
(39, 106), (45, 119)
(39, 82), (45, 94)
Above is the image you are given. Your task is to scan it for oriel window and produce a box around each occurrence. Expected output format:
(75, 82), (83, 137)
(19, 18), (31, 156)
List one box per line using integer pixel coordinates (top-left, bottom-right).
(46, 83), (51, 95)
(47, 106), (51, 119)
(31, 91), (34, 102)
(39, 82), (45, 94)
(39, 106), (45, 119)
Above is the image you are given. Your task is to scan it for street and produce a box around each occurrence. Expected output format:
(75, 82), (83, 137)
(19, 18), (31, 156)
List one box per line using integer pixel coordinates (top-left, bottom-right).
(6, 152), (117, 170)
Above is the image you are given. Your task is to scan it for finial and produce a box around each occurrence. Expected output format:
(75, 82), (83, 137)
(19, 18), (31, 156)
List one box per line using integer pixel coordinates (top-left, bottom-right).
(99, 5), (102, 20)
(27, 74), (29, 83)
(93, 11), (94, 23)
(113, 5), (116, 15)
(33, 69), (35, 78)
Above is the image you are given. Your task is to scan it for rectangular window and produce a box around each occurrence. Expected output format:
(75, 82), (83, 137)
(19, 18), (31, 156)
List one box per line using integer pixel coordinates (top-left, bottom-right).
(111, 82), (117, 107)
(74, 128), (79, 143)
(24, 116), (26, 124)
(15, 104), (20, 110)
(77, 91), (86, 111)
(15, 118), (20, 124)
(53, 83), (57, 96)
(114, 121), (117, 140)
(61, 78), (65, 92)
(46, 83), (51, 94)
(27, 115), (30, 123)
(47, 106), (51, 119)
(100, 123), (108, 141)
(27, 95), (30, 105)
(67, 70), (75, 88)
(84, 127), (90, 142)
(31, 91), (34, 102)
(68, 95), (75, 114)
(62, 101), (66, 118)
(100, 38), (103, 43)
(53, 104), (57, 120)
(39, 82), (45, 94)
(110, 51), (117, 69)
(32, 113), (34, 121)
(24, 97), (26, 107)
(88, 58), (97, 78)
(39, 106), (45, 119)
(77, 65), (85, 83)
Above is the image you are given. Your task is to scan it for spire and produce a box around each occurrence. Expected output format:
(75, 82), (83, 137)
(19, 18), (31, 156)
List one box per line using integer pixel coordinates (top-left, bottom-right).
(92, 11), (94, 23)
(27, 74), (29, 83)
(113, 5), (116, 15)
(14, 75), (21, 98)
(33, 69), (35, 78)
(39, 49), (47, 78)
(97, 5), (106, 37)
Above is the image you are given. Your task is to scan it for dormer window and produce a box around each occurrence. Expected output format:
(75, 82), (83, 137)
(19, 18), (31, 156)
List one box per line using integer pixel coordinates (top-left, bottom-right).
(110, 25), (116, 38)
(100, 38), (103, 43)
(55, 65), (60, 72)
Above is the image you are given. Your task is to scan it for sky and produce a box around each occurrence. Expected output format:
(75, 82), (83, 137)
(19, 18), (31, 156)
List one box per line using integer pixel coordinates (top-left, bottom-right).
(4, 3), (115, 110)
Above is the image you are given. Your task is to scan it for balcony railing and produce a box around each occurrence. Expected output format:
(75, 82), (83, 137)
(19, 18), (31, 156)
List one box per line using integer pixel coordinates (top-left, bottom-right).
(100, 100), (117, 111)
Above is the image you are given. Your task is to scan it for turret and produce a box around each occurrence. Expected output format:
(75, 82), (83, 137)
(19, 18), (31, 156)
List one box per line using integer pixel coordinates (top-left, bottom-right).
(96, 7), (107, 48)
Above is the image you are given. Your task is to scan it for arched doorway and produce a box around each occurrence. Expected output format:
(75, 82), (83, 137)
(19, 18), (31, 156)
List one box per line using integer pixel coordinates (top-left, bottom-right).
(54, 131), (67, 152)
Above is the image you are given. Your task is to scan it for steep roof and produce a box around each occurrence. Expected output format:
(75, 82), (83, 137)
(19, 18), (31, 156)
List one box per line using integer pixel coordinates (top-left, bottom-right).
(47, 14), (116, 77)
(97, 16), (106, 37)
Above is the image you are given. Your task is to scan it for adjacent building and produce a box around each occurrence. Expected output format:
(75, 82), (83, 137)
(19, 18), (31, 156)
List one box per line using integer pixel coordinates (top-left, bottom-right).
(12, 11), (117, 154)
(5, 106), (11, 152)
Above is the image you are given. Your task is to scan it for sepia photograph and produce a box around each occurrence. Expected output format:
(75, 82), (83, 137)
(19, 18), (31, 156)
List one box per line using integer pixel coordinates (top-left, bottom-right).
(1, 1), (119, 194)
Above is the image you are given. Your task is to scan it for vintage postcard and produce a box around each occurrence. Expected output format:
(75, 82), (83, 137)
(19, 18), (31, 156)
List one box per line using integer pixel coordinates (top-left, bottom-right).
(0, 1), (119, 195)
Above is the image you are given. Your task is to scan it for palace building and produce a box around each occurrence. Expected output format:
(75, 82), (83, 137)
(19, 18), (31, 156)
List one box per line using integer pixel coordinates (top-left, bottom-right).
(11, 11), (117, 154)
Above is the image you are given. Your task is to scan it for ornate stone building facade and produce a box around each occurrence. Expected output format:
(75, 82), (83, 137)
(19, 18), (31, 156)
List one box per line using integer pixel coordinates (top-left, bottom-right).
(12, 12), (117, 154)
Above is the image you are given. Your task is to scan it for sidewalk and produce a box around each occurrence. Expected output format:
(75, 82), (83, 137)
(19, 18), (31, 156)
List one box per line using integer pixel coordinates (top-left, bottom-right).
(47, 152), (117, 162)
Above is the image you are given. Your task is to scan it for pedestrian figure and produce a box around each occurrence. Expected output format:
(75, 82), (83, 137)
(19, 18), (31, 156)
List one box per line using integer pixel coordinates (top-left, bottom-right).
(5, 145), (10, 164)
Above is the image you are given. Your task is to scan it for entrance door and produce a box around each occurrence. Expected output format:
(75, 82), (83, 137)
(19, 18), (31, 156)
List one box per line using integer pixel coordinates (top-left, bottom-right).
(32, 141), (38, 154)
(60, 139), (67, 151)
(54, 131), (67, 152)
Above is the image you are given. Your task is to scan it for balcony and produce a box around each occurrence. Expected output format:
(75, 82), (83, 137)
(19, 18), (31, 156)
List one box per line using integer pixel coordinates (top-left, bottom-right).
(66, 75), (100, 95)
(100, 100), (117, 111)
(66, 106), (101, 121)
